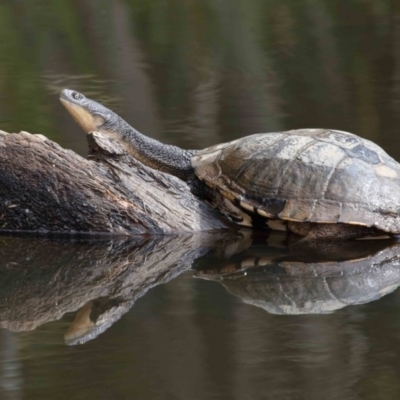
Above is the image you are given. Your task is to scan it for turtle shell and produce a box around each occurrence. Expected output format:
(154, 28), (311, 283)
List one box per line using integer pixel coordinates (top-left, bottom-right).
(191, 129), (400, 233)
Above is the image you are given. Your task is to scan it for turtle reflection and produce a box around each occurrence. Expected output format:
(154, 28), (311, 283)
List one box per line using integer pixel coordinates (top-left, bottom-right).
(0, 233), (240, 345)
(195, 238), (400, 314)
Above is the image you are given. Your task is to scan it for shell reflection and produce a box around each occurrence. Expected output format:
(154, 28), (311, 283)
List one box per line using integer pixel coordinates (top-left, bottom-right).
(195, 237), (400, 314)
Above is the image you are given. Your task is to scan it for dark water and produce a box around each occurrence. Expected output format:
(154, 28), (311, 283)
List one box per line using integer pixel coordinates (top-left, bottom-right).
(3, 233), (400, 400)
(2, 0), (400, 399)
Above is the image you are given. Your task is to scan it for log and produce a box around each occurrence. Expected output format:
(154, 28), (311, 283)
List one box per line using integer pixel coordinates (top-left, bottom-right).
(0, 130), (230, 234)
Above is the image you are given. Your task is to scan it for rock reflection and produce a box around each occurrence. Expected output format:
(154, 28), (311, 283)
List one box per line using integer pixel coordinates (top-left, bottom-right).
(195, 236), (400, 314)
(0, 234), (240, 345)
(2, 233), (400, 348)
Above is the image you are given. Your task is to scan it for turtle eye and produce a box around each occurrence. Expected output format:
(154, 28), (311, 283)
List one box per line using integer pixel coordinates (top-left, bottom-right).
(72, 91), (82, 100)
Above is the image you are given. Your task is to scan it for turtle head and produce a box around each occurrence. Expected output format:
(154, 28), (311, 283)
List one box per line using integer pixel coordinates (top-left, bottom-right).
(60, 89), (195, 181)
(60, 89), (120, 134)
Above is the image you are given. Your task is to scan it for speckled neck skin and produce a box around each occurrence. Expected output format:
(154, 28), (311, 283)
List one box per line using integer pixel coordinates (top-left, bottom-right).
(104, 116), (196, 181)
(60, 89), (196, 181)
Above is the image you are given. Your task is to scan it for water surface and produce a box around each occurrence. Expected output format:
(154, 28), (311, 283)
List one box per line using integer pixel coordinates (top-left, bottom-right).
(1, 1), (400, 399)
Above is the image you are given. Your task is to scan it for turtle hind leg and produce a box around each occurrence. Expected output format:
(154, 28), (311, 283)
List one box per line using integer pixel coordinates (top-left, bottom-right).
(287, 221), (380, 239)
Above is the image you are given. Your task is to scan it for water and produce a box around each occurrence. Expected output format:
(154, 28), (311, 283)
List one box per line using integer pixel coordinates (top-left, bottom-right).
(1, 0), (400, 399)
(1, 234), (400, 399)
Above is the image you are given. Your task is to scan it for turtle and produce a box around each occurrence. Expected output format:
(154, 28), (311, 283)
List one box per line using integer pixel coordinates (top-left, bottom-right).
(60, 89), (400, 239)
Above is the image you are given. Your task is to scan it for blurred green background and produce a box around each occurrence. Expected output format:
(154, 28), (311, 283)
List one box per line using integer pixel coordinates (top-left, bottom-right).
(2, 1), (400, 399)
(1, 0), (400, 157)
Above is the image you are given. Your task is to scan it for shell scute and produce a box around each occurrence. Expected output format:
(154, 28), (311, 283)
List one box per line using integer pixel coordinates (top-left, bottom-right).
(344, 144), (381, 165)
(319, 130), (361, 149)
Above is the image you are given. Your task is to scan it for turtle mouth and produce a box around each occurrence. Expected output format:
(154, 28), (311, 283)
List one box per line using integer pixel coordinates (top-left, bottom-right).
(60, 97), (100, 133)
(60, 89), (107, 133)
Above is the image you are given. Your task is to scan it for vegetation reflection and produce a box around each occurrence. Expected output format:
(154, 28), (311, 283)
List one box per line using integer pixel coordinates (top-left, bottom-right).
(1, 0), (399, 156)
